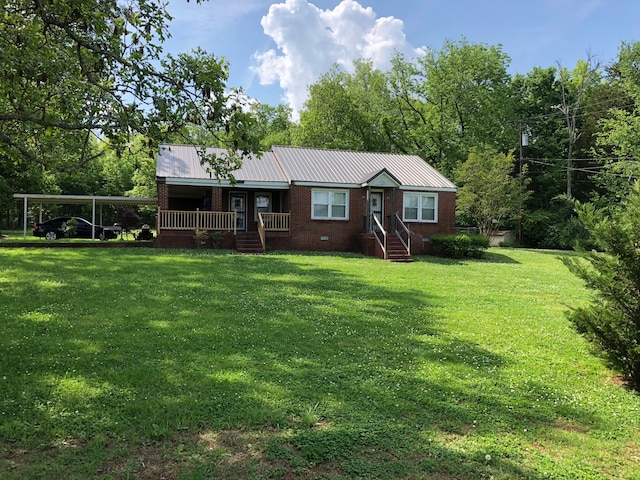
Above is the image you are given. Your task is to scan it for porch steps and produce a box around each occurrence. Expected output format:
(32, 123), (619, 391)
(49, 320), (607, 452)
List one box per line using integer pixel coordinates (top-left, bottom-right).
(386, 234), (413, 262)
(236, 232), (264, 254)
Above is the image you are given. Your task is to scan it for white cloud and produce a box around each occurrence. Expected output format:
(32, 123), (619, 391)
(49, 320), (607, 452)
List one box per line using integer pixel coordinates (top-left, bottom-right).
(253, 0), (418, 117)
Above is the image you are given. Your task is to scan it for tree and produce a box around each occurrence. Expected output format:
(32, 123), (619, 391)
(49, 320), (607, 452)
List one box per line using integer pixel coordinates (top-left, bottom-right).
(593, 41), (640, 204)
(511, 67), (567, 208)
(555, 57), (601, 197)
(293, 61), (396, 152)
(563, 181), (640, 388)
(0, 0), (260, 181)
(251, 103), (294, 150)
(388, 39), (514, 177)
(455, 145), (530, 237)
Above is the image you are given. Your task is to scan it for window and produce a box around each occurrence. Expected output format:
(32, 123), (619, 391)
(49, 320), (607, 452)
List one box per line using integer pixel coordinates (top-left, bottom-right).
(403, 192), (438, 222)
(312, 189), (349, 220)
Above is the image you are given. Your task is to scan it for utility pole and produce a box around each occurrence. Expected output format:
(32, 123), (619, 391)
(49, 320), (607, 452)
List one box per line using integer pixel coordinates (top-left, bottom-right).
(518, 123), (528, 245)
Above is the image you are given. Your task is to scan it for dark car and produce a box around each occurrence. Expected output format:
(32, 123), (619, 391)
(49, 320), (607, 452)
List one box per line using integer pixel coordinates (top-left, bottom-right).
(33, 217), (119, 241)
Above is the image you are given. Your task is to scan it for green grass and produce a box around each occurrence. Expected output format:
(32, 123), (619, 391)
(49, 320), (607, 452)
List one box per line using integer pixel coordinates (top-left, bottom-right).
(0, 229), (150, 243)
(0, 247), (638, 479)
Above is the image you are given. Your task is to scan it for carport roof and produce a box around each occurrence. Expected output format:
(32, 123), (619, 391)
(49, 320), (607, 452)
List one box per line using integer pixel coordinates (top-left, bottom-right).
(13, 193), (157, 206)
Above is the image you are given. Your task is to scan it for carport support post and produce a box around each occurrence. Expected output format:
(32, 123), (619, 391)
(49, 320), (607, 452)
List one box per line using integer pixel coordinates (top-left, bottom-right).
(92, 198), (96, 240)
(22, 196), (28, 239)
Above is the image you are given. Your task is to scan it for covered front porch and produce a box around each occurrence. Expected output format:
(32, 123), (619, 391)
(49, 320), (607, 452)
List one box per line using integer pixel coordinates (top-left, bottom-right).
(155, 183), (291, 251)
(156, 209), (290, 250)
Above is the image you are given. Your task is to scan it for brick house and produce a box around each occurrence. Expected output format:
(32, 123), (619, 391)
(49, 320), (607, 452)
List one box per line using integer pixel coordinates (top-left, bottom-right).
(156, 144), (457, 260)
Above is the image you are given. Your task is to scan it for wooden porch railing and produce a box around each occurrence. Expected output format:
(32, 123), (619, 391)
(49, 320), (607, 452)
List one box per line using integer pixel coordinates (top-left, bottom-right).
(158, 210), (237, 234)
(260, 212), (290, 231)
(257, 213), (266, 252)
(157, 210), (290, 235)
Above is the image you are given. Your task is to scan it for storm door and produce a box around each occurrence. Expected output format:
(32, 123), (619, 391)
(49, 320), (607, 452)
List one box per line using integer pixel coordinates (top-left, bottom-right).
(230, 192), (247, 231)
(370, 191), (384, 226)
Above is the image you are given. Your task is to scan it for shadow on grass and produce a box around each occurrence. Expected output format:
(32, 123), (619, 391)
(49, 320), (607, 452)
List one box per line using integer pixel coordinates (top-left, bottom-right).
(415, 249), (520, 265)
(0, 249), (619, 479)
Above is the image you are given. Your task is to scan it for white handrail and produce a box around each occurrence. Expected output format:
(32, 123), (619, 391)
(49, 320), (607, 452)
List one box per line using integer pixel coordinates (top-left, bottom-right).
(393, 213), (411, 256)
(371, 213), (387, 260)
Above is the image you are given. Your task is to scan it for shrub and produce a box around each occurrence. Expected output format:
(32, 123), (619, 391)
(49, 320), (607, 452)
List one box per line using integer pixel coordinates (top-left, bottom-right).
(117, 207), (142, 231)
(431, 233), (490, 259)
(193, 228), (210, 248)
(563, 182), (640, 388)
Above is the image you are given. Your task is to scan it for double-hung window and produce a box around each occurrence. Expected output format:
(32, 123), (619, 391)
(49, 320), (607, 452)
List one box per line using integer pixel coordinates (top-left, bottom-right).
(312, 189), (349, 220)
(403, 192), (438, 223)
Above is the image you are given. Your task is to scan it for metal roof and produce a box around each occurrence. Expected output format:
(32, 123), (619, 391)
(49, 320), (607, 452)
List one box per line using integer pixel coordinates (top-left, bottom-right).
(13, 193), (157, 205)
(156, 144), (456, 191)
(157, 144), (289, 184)
(272, 146), (456, 190)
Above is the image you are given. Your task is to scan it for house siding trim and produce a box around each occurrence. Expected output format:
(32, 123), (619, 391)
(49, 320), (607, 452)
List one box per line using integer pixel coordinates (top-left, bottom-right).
(398, 186), (457, 193)
(293, 181), (361, 189)
(163, 177), (290, 190)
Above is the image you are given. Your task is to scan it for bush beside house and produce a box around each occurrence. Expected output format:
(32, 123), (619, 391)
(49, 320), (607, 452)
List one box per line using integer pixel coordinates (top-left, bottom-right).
(431, 233), (490, 258)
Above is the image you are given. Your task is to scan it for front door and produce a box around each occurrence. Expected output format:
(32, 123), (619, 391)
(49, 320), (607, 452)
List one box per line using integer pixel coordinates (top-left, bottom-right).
(230, 192), (247, 231)
(255, 193), (272, 220)
(370, 191), (384, 226)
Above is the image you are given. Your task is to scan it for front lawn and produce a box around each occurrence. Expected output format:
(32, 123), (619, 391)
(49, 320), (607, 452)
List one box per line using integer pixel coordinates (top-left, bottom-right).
(0, 248), (638, 479)
(0, 229), (152, 243)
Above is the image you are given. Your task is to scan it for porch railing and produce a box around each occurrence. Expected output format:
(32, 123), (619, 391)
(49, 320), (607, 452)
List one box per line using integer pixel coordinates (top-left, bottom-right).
(257, 213), (266, 252)
(393, 213), (411, 256)
(371, 213), (387, 260)
(260, 212), (290, 231)
(158, 209), (237, 234)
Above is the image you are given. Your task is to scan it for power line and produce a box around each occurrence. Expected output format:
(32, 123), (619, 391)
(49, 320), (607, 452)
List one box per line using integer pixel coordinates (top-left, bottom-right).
(526, 158), (639, 178)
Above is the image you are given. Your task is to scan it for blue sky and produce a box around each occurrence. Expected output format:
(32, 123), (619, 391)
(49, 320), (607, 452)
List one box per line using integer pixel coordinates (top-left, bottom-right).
(163, 0), (640, 116)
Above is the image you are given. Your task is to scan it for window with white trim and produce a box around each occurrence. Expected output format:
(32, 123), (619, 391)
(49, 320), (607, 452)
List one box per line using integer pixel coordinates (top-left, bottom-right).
(403, 192), (438, 222)
(312, 189), (349, 220)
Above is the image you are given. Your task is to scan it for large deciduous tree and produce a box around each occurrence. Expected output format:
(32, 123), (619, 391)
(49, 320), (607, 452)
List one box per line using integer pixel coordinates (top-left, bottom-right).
(293, 60), (396, 152)
(389, 39), (514, 177)
(594, 41), (640, 203)
(0, 0), (260, 181)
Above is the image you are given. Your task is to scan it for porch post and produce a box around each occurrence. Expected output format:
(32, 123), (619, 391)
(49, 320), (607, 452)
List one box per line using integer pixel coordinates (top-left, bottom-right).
(392, 187), (398, 224)
(365, 187), (371, 232)
(91, 198), (96, 240)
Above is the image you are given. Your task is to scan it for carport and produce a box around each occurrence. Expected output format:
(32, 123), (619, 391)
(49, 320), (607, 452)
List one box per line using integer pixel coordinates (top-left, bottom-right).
(13, 193), (158, 239)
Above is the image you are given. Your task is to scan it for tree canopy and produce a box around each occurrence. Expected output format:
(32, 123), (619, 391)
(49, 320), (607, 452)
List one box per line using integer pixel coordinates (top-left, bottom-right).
(455, 146), (530, 237)
(0, 0), (260, 176)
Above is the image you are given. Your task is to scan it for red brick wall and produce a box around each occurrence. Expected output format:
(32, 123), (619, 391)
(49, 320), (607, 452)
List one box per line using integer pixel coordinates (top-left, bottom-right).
(211, 187), (223, 211)
(155, 230), (235, 249)
(395, 190), (457, 254)
(288, 185), (368, 252)
(286, 185), (456, 254)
